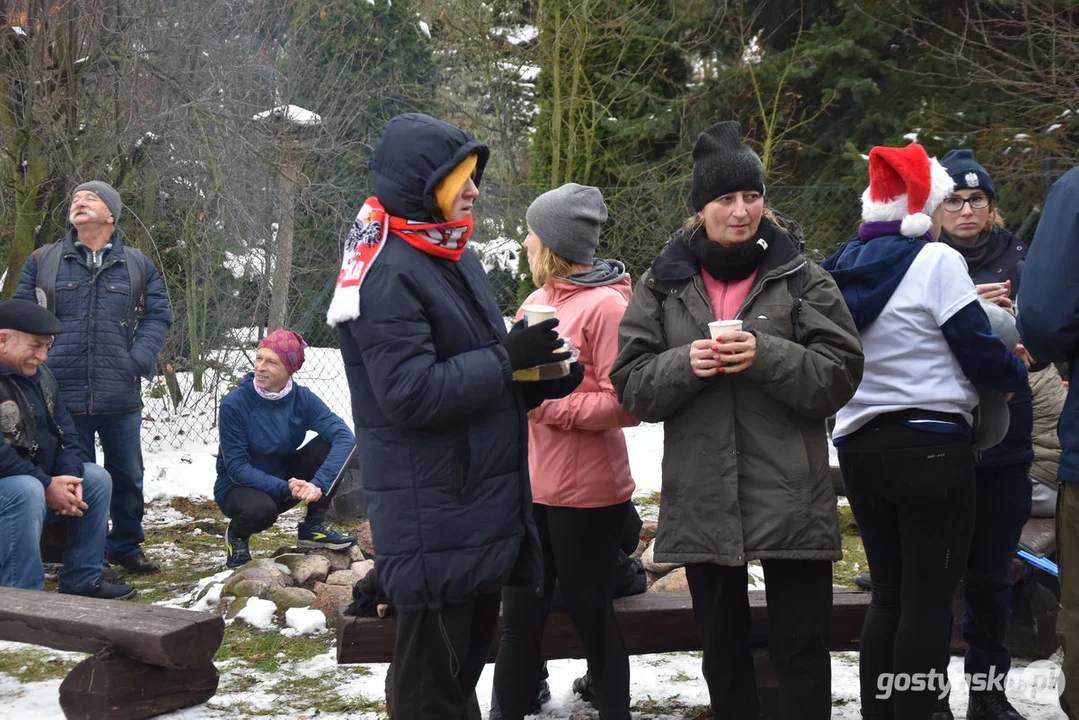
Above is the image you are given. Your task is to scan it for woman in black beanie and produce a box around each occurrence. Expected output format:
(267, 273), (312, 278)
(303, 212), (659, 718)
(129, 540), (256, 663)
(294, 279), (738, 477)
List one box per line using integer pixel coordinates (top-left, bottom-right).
(611, 120), (864, 720)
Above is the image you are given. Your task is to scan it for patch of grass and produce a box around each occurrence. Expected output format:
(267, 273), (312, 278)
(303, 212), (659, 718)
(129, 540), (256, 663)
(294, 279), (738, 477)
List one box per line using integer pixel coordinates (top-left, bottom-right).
(169, 496), (222, 520)
(268, 673), (384, 714)
(633, 695), (711, 718)
(635, 490), (662, 517)
(668, 670), (695, 683)
(0, 647), (83, 682)
(214, 624), (333, 674)
(833, 505), (868, 590)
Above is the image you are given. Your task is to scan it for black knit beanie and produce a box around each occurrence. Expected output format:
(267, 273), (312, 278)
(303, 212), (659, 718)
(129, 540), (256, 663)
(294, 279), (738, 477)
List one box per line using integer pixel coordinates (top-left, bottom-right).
(690, 121), (766, 212)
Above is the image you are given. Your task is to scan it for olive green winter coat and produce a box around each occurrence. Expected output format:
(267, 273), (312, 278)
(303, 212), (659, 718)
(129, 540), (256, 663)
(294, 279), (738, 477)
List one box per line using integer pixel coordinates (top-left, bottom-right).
(611, 225), (863, 566)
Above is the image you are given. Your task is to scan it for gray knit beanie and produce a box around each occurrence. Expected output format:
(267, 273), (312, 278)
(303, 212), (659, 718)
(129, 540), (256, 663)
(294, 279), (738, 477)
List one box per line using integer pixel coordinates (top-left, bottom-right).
(525, 183), (608, 266)
(690, 121), (766, 212)
(73, 181), (122, 222)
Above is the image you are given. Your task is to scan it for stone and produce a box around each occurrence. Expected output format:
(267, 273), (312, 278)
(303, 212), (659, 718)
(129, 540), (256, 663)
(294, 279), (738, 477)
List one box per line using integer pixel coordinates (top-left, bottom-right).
(311, 581), (354, 622)
(310, 548), (351, 572)
(272, 553), (307, 574)
(356, 520), (375, 557)
(272, 546), (303, 558)
(641, 540), (683, 574)
(640, 520), (658, 539)
(290, 554), (331, 588)
(630, 539), (647, 560)
(229, 579), (270, 598)
(348, 545), (366, 563)
(269, 587), (317, 610)
(649, 567), (689, 593)
(222, 559), (291, 595)
(225, 596), (251, 619)
(350, 560), (375, 579)
(327, 570), (361, 587)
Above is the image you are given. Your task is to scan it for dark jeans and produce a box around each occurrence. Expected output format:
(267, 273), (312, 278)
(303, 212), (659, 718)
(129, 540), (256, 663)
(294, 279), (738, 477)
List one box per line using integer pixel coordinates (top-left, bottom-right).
(491, 502), (631, 720)
(72, 410), (145, 559)
(218, 436), (334, 537)
(685, 559), (833, 720)
(392, 591), (501, 720)
(938, 462), (1032, 693)
(838, 421), (976, 719)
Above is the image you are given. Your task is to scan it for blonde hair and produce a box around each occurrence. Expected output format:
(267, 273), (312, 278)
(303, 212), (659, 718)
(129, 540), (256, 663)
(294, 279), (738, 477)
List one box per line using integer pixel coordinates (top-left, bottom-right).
(682, 205), (780, 233)
(988, 200), (1006, 230)
(530, 242), (580, 288)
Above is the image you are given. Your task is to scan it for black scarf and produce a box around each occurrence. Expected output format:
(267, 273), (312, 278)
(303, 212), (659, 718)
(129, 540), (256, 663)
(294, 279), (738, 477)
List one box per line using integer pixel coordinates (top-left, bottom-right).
(941, 228), (994, 274)
(686, 219), (774, 281)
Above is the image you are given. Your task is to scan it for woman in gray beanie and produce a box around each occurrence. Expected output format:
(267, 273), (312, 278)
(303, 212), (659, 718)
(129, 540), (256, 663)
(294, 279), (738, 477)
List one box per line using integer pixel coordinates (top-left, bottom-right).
(490, 183), (638, 720)
(611, 121), (863, 720)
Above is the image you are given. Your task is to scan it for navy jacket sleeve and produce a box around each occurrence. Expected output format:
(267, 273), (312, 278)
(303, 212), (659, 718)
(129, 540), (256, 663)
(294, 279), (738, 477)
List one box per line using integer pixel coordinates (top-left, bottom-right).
(300, 389), (355, 494)
(941, 300), (1027, 393)
(1017, 168), (1079, 363)
(129, 256), (172, 379)
(218, 399), (291, 500)
(13, 252), (38, 302)
(53, 393), (85, 478)
(0, 445), (51, 487)
(345, 263), (513, 429)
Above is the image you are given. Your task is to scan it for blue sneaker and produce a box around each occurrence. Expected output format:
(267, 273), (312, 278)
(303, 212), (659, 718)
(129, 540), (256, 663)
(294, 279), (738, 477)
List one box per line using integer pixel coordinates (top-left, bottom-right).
(225, 523), (252, 569)
(297, 522), (357, 550)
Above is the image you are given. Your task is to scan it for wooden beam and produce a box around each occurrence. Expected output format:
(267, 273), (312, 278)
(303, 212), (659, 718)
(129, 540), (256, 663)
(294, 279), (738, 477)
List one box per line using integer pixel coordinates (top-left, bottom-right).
(337, 590), (870, 665)
(0, 587), (224, 670)
(59, 650), (219, 720)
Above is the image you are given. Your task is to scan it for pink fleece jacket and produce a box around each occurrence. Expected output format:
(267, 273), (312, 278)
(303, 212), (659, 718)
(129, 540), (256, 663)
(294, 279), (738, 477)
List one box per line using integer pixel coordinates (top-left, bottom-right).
(517, 275), (639, 508)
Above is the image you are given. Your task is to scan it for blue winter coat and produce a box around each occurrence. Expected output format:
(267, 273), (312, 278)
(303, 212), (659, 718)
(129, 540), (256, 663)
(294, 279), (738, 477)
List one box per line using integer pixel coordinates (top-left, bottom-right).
(337, 114), (564, 612)
(0, 362), (84, 486)
(214, 373), (355, 507)
(15, 230), (172, 415)
(1017, 167), (1079, 482)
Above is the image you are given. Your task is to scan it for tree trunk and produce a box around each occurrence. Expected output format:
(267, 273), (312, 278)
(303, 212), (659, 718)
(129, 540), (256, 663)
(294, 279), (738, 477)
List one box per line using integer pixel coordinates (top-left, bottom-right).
(267, 147), (298, 332)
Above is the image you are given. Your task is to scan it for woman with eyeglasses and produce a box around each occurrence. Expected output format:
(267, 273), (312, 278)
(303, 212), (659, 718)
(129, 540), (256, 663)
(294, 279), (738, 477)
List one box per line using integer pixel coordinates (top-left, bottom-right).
(927, 149), (1035, 720)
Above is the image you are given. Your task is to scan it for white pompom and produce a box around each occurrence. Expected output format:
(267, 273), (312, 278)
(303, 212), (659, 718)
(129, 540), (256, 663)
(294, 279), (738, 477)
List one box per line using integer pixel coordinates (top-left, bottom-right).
(900, 213), (932, 237)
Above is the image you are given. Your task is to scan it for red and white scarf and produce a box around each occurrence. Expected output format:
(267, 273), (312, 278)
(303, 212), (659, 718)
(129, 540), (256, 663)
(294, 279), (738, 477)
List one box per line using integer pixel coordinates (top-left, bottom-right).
(326, 196), (473, 326)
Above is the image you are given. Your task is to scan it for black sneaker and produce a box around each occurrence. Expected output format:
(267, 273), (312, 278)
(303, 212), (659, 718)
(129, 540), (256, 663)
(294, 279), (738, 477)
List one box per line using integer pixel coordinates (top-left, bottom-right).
(934, 690), (954, 720)
(226, 523), (252, 569)
(100, 563), (124, 584)
(572, 671), (595, 705)
(64, 579), (137, 601)
(105, 551), (160, 574)
(854, 571), (873, 592)
(297, 522), (357, 550)
(967, 693), (1025, 720)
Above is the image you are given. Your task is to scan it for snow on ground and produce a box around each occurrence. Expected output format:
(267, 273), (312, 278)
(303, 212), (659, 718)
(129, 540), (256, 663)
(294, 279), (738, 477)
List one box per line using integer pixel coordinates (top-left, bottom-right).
(0, 346), (1068, 718)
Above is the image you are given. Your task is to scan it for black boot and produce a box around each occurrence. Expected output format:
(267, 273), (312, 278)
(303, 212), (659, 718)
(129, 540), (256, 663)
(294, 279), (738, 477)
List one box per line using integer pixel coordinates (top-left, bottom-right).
(966, 693), (1026, 720)
(854, 571), (873, 592)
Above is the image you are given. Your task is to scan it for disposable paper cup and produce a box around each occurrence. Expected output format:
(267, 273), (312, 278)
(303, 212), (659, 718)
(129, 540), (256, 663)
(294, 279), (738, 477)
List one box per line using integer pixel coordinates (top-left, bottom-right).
(709, 319), (743, 340)
(522, 304), (556, 327)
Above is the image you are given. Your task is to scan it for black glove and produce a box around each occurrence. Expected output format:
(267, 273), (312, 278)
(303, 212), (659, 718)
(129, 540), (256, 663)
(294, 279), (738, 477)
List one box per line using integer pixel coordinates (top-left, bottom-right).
(503, 318), (572, 370)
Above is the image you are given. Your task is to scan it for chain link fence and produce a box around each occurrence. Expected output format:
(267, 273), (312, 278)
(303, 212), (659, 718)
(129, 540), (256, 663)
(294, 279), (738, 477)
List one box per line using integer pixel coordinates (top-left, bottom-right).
(143, 170), (1063, 451)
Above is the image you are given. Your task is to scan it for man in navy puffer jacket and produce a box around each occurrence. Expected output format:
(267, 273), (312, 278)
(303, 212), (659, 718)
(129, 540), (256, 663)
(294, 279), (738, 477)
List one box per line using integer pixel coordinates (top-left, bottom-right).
(331, 113), (582, 719)
(16, 182), (172, 576)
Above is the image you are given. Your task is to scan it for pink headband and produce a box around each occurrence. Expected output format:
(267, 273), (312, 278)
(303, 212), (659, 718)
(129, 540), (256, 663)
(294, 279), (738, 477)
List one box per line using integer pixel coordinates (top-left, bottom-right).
(258, 329), (307, 374)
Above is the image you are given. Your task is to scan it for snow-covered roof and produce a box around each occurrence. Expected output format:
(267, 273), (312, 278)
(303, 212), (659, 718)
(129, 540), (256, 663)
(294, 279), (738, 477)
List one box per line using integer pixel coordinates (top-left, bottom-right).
(252, 104), (323, 126)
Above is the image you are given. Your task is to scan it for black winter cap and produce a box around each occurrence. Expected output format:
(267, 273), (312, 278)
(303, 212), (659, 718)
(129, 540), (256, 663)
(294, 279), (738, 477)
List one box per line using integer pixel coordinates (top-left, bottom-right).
(691, 121), (766, 211)
(0, 299), (63, 336)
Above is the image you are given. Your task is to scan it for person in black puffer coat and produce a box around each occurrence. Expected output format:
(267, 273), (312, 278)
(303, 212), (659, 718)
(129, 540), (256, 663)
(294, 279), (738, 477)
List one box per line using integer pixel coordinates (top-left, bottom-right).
(329, 113), (582, 720)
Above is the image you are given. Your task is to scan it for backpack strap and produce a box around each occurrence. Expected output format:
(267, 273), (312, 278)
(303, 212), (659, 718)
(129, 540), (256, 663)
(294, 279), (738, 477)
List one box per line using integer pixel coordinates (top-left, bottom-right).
(123, 245), (147, 343)
(32, 242), (64, 312)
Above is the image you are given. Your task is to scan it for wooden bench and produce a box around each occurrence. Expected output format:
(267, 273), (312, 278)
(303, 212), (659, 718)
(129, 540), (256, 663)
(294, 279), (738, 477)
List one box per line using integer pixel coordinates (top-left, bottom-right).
(0, 587), (225, 720)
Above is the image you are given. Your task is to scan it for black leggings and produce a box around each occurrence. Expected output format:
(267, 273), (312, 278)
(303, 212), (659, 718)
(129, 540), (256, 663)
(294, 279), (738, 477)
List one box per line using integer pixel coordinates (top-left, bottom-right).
(838, 421), (976, 719)
(218, 435), (337, 537)
(491, 501), (631, 720)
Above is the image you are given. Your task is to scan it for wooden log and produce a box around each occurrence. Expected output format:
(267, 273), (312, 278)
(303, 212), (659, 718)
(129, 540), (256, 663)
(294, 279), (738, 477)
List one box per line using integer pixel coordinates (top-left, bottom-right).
(1020, 516), (1056, 557)
(337, 590), (870, 664)
(59, 650), (219, 720)
(0, 587), (224, 670)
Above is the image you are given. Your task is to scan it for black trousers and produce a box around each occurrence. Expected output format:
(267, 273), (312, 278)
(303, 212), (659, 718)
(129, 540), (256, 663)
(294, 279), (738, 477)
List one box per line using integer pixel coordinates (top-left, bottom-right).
(938, 462), (1032, 693)
(491, 502), (631, 720)
(218, 435), (335, 537)
(392, 591), (502, 720)
(685, 559), (833, 720)
(838, 421), (976, 719)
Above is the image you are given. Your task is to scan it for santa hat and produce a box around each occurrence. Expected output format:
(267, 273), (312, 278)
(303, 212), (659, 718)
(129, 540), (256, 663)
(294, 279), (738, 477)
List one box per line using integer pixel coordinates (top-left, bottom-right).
(861, 143), (955, 237)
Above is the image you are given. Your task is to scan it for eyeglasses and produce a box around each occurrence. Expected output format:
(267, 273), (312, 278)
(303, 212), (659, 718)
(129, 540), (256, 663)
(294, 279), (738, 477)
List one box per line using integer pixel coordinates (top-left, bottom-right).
(942, 194), (990, 212)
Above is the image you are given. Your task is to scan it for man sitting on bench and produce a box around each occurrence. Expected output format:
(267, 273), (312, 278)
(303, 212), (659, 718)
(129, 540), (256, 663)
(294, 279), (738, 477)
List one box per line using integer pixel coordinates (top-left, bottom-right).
(0, 299), (136, 600)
